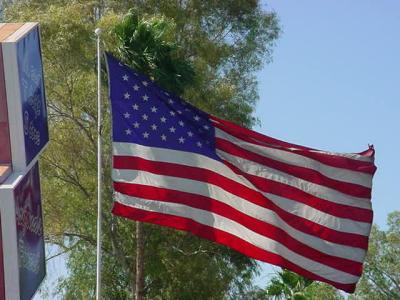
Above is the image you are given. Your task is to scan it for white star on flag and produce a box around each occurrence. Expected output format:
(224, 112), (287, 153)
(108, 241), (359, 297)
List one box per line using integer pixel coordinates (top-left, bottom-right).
(124, 92), (130, 99)
(122, 74), (129, 81)
(142, 95), (149, 101)
(133, 84), (140, 91)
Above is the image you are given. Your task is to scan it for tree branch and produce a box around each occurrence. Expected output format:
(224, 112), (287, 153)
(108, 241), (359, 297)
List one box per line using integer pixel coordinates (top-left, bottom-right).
(42, 156), (92, 199)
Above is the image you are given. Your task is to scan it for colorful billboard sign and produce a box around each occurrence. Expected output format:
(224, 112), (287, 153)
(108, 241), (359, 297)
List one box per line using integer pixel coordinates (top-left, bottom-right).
(14, 162), (45, 300)
(0, 23), (48, 300)
(16, 26), (49, 166)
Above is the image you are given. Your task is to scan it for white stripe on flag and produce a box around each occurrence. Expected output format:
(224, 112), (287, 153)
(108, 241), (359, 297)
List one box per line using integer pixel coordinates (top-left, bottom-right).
(113, 168), (367, 261)
(217, 150), (372, 209)
(211, 118), (374, 163)
(113, 142), (371, 231)
(115, 191), (360, 285)
(113, 142), (372, 210)
(216, 128), (373, 188)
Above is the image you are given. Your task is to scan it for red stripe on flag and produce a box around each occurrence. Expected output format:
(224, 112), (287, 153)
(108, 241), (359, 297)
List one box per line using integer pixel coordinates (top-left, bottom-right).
(112, 201), (358, 293)
(114, 181), (364, 276)
(211, 116), (376, 175)
(113, 155), (369, 248)
(222, 159), (373, 223)
(216, 138), (372, 198)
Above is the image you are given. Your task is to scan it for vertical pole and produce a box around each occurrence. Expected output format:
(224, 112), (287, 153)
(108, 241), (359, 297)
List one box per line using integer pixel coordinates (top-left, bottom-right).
(95, 27), (102, 300)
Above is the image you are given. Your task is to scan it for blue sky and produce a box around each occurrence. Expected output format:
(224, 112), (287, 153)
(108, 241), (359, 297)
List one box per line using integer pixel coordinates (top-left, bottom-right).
(254, 0), (400, 287)
(257, 0), (399, 228)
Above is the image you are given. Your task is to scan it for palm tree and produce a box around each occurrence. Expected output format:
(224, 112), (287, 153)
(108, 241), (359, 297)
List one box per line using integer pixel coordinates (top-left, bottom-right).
(265, 269), (313, 300)
(113, 10), (195, 95)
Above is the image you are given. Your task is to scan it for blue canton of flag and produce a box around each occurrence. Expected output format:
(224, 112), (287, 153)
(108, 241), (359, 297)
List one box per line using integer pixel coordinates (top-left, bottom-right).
(106, 53), (219, 161)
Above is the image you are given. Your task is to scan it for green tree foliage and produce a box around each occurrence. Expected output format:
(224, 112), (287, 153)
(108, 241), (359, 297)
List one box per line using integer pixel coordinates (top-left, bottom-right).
(5, 1), (279, 298)
(350, 211), (400, 300)
(113, 11), (196, 95)
(265, 269), (313, 300)
(263, 269), (343, 300)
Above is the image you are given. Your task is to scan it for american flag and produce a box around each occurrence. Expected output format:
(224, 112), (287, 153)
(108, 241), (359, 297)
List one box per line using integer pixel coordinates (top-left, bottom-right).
(105, 53), (376, 293)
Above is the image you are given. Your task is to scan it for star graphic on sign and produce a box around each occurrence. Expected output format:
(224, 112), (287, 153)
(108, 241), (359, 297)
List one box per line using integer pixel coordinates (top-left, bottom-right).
(142, 95), (149, 101)
(124, 92), (131, 99)
(161, 134), (167, 141)
(123, 112), (131, 119)
(132, 103), (139, 110)
(142, 81), (148, 86)
(133, 122), (140, 128)
(122, 74), (129, 81)
(151, 124), (158, 131)
(150, 106), (158, 113)
(187, 131), (193, 137)
(169, 126), (176, 133)
(125, 129), (132, 135)
(133, 84), (140, 91)
(143, 132), (150, 139)
(178, 137), (185, 144)
(142, 114), (149, 120)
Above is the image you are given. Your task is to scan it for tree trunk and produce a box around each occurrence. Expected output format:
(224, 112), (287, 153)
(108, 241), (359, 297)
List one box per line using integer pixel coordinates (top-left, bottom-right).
(135, 221), (145, 300)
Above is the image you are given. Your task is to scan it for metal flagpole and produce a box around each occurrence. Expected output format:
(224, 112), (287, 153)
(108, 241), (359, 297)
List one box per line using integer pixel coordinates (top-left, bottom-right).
(95, 27), (103, 300)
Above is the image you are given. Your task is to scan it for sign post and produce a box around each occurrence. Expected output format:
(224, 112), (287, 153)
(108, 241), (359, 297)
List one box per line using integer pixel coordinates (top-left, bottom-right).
(0, 23), (48, 300)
